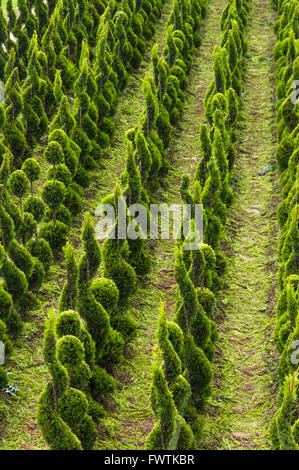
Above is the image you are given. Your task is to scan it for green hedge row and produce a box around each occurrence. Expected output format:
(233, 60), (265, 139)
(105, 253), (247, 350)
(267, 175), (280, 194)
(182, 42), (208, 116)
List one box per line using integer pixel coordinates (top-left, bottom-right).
(0, 0), (167, 429)
(93, 0), (249, 449)
(78, 0), (209, 450)
(0, 0), (167, 256)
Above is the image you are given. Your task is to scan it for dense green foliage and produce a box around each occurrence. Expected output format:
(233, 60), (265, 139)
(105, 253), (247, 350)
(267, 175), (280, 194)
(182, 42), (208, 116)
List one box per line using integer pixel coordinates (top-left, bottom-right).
(147, 0), (250, 449)
(2, 0), (295, 452)
(270, 0), (299, 450)
(0, 0), (167, 433)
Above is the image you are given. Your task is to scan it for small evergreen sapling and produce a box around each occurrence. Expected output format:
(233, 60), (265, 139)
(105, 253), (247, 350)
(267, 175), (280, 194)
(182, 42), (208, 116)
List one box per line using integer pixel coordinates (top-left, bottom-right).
(7, 170), (30, 215)
(37, 312), (96, 450)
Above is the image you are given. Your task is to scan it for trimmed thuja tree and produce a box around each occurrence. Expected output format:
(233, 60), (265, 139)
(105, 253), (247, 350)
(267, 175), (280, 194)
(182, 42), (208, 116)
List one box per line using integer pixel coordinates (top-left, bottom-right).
(22, 158), (41, 196)
(194, 124), (212, 187)
(20, 160), (53, 272)
(4, 68), (28, 167)
(0, 196), (40, 316)
(55, 307), (112, 422)
(37, 312), (98, 450)
(174, 245), (212, 356)
(77, 212), (107, 355)
(22, 158), (46, 239)
(50, 92), (75, 134)
(200, 156), (227, 251)
(211, 126), (233, 207)
(47, 129), (83, 216)
(123, 141), (151, 274)
(22, 32), (48, 149)
(7, 169), (29, 216)
(57, 237), (117, 395)
(139, 75), (165, 182)
(4, 162), (46, 292)
(71, 55), (100, 171)
(90, 274), (137, 345)
(146, 364), (197, 450)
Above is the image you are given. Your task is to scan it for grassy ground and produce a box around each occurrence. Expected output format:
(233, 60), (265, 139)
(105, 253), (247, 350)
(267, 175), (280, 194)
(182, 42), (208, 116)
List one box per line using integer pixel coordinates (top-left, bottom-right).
(202, 0), (280, 450)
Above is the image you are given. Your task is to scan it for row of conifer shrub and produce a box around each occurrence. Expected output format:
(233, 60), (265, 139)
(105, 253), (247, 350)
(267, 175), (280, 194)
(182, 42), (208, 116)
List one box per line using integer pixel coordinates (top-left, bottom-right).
(146, 0), (250, 450)
(269, 0), (299, 450)
(99, 0), (207, 305)
(0, 0), (167, 425)
(0, 154), (53, 394)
